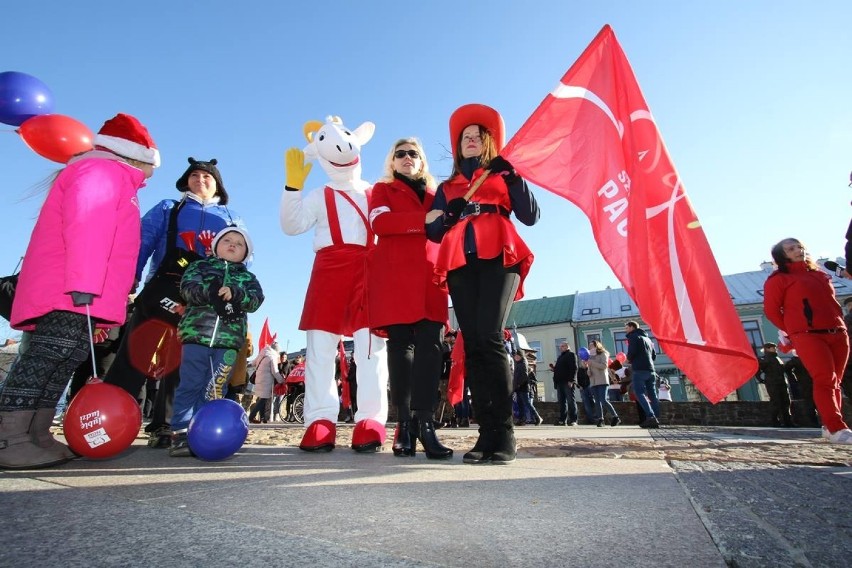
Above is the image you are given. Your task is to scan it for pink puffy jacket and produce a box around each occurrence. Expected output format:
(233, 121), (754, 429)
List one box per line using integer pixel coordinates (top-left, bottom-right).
(11, 151), (146, 330)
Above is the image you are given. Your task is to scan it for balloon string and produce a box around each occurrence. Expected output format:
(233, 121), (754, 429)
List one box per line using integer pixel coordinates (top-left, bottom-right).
(208, 355), (220, 400)
(85, 304), (97, 380)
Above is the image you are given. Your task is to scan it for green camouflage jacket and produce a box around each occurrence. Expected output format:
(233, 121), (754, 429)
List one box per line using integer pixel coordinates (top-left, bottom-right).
(177, 256), (264, 349)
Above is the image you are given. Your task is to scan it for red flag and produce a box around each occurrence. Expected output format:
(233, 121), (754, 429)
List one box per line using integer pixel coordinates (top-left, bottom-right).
(502, 25), (757, 403)
(258, 317), (276, 351)
(338, 340), (351, 408)
(447, 332), (465, 406)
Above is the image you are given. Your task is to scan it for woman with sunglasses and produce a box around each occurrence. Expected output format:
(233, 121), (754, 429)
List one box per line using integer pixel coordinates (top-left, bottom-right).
(763, 238), (852, 444)
(368, 138), (452, 459)
(426, 104), (539, 464)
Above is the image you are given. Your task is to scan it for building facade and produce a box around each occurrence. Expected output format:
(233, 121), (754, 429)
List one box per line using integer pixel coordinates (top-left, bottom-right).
(483, 261), (851, 403)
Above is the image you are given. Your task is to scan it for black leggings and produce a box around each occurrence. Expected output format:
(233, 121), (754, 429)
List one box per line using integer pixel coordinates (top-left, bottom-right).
(386, 319), (444, 420)
(446, 255), (520, 429)
(0, 310), (90, 411)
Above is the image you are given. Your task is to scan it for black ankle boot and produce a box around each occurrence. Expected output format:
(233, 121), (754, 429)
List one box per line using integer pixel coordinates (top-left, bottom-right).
(463, 429), (493, 464)
(392, 421), (415, 457)
(490, 427), (516, 464)
(414, 414), (452, 460)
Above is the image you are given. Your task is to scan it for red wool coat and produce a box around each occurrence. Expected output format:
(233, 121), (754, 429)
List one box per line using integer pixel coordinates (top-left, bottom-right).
(367, 179), (448, 331)
(433, 170), (533, 301)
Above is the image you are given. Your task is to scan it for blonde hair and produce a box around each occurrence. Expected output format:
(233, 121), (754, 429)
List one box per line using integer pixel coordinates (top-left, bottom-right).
(379, 137), (436, 188)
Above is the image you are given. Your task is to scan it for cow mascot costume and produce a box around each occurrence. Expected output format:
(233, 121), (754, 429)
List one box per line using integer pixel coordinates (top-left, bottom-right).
(280, 116), (389, 452)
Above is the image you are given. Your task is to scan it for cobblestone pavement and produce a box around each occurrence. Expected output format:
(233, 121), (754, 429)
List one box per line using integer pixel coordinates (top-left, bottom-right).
(246, 425), (852, 467)
(242, 424), (852, 567)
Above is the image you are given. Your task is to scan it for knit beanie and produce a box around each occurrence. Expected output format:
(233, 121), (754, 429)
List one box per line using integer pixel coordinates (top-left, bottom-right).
(211, 226), (253, 262)
(175, 157), (229, 204)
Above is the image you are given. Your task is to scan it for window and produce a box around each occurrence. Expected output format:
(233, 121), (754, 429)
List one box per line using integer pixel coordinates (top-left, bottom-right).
(647, 331), (662, 354)
(580, 308), (600, 316)
(527, 340), (542, 362)
(621, 328), (663, 355)
(620, 304), (632, 312)
(613, 331), (628, 355)
(742, 320), (763, 355)
(584, 331), (602, 347)
(554, 337), (568, 359)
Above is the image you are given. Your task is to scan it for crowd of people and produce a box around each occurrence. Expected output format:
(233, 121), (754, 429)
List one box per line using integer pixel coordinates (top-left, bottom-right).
(1, 104), (851, 472)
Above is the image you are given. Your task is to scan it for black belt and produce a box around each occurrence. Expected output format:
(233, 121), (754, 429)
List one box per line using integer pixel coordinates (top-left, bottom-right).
(459, 202), (510, 220)
(805, 328), (844, 334)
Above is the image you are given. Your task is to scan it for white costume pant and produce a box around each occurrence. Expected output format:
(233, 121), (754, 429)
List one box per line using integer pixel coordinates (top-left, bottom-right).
(304, 328), (388, 426)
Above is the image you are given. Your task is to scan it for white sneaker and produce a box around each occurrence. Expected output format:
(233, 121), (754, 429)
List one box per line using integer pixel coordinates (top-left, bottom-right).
(827, 428), (852, 445)
(821, 426), (830, 440)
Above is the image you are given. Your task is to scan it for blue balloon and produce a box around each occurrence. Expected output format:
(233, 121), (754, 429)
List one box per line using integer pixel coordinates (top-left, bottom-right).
(187, 399), (249, 461)
(578, 347), (590, 361)
(0, 71), (55, 127)
(0, 71), (53, 126)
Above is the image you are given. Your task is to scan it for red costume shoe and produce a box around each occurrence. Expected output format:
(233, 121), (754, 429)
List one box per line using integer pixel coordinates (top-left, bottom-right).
(299, 419), (336, 452)
(351, 419), (386, 452)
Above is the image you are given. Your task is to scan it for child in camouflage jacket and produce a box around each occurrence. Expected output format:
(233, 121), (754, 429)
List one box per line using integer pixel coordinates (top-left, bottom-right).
(169, 226), (264, 456)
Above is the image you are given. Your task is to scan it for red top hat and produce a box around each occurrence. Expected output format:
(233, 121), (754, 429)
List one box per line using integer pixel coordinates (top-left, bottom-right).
(449, 103), (505, 160)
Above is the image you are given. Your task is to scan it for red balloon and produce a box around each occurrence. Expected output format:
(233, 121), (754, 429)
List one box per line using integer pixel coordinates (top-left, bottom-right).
(616, 352), (627, 363)
(17, 114), (94, 163)
(63, 380), (141, 459)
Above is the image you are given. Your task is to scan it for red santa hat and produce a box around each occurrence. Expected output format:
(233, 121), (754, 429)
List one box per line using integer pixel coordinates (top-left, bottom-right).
(94, 113), (160, 167)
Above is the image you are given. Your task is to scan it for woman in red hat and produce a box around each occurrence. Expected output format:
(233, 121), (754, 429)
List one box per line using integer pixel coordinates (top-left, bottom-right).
(426, 104), (539, 464)
(0, 113), (159, 470)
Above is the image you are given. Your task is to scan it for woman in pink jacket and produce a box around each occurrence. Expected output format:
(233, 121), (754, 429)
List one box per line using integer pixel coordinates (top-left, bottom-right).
(0, 113), (159, 470)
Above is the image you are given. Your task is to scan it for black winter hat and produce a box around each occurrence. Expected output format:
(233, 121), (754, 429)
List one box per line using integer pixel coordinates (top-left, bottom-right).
(175, 157), (229, 205)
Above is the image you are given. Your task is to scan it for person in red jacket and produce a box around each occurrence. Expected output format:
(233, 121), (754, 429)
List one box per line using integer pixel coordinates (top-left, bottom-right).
(368, 138), (451, 459)
(426, 104), (539, 464)
(763, 238), (852, 444)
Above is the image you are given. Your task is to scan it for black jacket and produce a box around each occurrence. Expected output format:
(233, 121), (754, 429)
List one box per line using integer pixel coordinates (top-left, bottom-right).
(576, 366), (590, 388)
(552, 350), (578, 385)
(758, 354), (788, 385)
(626, 328), (656, 372)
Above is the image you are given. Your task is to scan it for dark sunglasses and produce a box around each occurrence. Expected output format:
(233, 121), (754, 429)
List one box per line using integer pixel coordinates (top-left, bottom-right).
(394, 149), (420, 159)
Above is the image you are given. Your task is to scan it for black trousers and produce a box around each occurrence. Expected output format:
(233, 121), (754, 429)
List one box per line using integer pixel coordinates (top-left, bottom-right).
(103, 302), (181, 431)
(386, 319), (444, 421)
(446, 255), (520, 430)
(766, 380), (792, 424)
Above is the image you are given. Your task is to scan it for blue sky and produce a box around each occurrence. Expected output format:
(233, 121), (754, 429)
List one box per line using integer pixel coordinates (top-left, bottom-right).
(1, 1), (850, 351)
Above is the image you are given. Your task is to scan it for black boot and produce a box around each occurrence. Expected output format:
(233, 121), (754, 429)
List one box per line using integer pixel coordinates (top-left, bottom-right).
(392, 421), (415, 457)
(490, 426), (517, 465)
(463, 429), (493, 464)
(414, 414), (453, 460)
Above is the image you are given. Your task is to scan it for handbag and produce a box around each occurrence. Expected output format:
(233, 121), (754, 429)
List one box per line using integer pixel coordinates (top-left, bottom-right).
(135, 199), (201, 324)
(0, 257), (23, 322)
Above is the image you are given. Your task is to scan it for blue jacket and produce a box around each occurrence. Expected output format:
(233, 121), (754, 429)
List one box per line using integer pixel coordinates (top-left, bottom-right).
(137, 194), (244, 282)
(626, 328), (656, 372)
